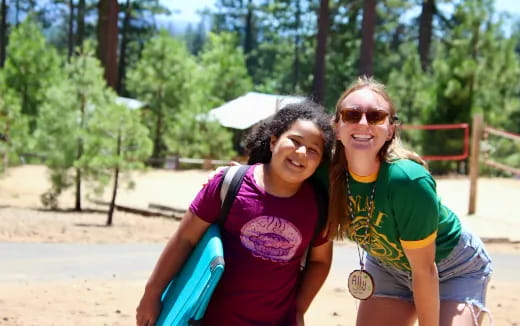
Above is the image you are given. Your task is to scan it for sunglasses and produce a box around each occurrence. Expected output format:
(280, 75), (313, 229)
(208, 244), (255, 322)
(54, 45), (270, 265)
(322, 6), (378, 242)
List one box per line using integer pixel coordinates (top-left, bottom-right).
(339, 108), (390, 125)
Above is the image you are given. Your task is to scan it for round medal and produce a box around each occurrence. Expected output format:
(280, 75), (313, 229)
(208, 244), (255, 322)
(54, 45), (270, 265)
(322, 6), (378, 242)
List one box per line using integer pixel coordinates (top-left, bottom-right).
(347, 269), (375, 300)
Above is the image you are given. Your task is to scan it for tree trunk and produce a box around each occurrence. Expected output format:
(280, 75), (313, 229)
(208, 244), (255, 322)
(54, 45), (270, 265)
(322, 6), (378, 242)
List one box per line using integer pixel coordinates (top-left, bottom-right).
(243, 0), (254, 73)
(97, 0), (119, 89)
(21, 84), (37, 132)
(75, 91), (87, 212)
(312, 0), (329, 104)
(0, 0), (7, 67)
(2, 121), (9, 168)
(359, 0), (376, 77)
(292, 0), (301, 92)
(117, 0), (131, 95)
(107, 166), (119, 225)
(67, 0), (75, 60)
(151, 107), (163, 167)
(76, 0), (85, 50)
(244, 0), (253, 54)
(391, 23), (404, 51)
(75, 166), (82, 211)
(107, 131), (122, 226)
(15, 0), (19, 25)
(418, 0), (434, 71)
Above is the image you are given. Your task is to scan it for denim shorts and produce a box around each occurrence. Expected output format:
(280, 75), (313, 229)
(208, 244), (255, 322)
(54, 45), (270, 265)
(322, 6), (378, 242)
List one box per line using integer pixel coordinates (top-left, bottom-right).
(365, 228), (492, 310)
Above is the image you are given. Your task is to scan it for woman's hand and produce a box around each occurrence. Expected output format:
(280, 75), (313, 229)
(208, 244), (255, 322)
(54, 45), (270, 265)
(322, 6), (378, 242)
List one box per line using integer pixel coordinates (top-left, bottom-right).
(204, 161), (242, 185)
(135, 213), (212, 326)
(136, 291), (162, 326)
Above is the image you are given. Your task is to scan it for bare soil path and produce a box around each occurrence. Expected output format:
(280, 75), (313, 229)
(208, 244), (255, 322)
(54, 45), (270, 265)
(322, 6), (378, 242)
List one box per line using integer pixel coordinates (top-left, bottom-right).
(0, 165), (519, 326)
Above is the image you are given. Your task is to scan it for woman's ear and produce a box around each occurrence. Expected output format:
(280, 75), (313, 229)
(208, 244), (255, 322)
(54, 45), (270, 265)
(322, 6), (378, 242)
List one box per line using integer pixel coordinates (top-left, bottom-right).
(387, 125), (395, 141)
(333, 123), (341, 140)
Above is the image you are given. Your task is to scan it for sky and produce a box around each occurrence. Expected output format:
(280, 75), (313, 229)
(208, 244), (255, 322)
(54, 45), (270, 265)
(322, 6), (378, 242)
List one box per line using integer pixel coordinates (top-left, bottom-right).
(496, 0), (520, 16)
(163, 0), (520, 25)
(159, 0), (520, 37)
(160, 0), (216, 24)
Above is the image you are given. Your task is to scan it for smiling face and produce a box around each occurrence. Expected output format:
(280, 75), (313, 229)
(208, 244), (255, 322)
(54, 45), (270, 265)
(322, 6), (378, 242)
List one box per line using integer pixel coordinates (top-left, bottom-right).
(335, 88), (395, 162)
(269, 119), (324, 185)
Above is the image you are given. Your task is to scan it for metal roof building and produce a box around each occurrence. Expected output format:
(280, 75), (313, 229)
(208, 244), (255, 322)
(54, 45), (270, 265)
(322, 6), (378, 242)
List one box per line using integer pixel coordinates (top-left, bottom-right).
(207, 92), (304, 130)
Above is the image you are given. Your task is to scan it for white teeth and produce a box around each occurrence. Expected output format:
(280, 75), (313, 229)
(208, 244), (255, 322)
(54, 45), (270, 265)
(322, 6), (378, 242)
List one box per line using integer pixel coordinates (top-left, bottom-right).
(289, 159), (303, 167)
(352, 134), (372, 139)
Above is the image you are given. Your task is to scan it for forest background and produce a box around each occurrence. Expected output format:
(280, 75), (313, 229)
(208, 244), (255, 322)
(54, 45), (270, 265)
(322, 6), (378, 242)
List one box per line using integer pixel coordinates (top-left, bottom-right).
(1, 0), (519, 223)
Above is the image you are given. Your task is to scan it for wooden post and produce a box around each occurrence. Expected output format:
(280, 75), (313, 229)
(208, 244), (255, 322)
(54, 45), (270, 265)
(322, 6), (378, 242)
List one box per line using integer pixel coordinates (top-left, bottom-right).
(203, 158), (213, 170)
(468, 114), (483, 215)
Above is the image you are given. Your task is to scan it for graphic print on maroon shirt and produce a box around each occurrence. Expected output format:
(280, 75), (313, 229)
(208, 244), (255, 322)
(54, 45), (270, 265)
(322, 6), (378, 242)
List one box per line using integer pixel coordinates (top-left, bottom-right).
(240, 215), (302, 263)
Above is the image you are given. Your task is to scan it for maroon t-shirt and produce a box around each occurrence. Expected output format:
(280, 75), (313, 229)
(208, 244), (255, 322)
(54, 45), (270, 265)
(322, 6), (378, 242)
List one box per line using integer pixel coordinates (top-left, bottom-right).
(189, 165), (327, 326)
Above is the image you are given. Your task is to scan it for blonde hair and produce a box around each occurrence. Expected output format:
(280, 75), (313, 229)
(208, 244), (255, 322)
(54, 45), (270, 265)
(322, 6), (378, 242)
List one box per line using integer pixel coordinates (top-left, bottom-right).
(327, 76), (426, 240)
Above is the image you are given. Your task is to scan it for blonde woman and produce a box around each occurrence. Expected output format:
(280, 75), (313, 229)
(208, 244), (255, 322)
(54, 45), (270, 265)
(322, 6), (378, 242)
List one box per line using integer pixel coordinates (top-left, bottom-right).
(327, 76), (492, 326)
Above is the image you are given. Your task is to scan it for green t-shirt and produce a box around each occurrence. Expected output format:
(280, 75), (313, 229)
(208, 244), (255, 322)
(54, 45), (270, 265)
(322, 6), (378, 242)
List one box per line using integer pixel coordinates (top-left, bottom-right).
(319, 159), (461, 271)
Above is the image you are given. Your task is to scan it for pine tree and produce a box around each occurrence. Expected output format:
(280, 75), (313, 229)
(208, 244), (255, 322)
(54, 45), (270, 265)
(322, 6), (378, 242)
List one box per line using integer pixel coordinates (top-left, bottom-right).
(35, 45), (111, 210)
(0, 72), (28, 170)
(3, 17), (62, 132)
(199, 32), (252, 108)
(126, 30), (199, 164)
(78, 102), (152, 225)
(425, 0), (520, 172)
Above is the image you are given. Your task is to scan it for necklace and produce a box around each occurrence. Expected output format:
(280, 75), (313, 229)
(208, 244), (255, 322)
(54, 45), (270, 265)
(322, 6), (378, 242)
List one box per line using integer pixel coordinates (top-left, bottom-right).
(346, 171), (376, 300)
(345, 172), (377, 254)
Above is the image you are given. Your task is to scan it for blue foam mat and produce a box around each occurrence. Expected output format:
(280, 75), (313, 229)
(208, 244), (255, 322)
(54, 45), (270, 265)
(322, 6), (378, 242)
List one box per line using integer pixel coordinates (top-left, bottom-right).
(156, 224), (225, 326)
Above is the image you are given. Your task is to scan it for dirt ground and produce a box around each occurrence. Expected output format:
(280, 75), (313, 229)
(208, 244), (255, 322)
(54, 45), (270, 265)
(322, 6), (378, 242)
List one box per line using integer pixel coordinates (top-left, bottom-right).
(0, 165), (519, 326)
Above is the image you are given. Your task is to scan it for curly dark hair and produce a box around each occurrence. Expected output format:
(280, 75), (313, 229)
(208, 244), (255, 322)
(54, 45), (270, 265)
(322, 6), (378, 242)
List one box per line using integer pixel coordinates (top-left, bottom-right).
(245, 99), (334, 165)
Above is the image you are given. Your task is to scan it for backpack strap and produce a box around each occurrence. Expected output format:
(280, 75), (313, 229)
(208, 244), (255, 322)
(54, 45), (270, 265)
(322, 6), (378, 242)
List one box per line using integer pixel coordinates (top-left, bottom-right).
(217, 165), (250, 225)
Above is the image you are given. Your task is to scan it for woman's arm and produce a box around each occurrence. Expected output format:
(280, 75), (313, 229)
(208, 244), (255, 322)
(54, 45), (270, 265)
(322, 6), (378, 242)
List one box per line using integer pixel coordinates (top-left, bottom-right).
(294, 240), (333, 325)
(136, 211), (211, 326)
(404, 242), (439, 326)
